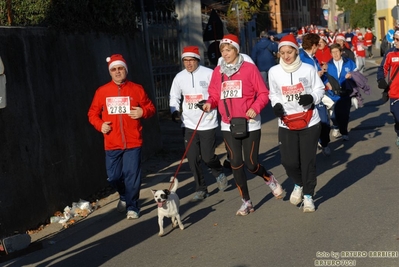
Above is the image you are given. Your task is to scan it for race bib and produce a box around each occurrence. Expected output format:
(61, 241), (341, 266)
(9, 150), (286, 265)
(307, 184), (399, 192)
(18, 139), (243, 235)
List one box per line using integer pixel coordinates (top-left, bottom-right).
(184, 94), (203, 110)
(106, 96), (130, 114)
(221, 80), (242, 99)
(281, 82), (305, 102)
(392, 57), (399, 62)
(357, 44), (364, 51)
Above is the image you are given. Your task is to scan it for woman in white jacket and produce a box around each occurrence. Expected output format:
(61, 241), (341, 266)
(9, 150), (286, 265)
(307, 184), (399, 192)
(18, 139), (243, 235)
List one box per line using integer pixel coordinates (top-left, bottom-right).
(268, 34), (325, 212)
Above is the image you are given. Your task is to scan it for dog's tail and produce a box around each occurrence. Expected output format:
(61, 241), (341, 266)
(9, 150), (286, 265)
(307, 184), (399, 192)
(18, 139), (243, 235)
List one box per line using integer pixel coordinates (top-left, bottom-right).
(170, 176), (178, 192)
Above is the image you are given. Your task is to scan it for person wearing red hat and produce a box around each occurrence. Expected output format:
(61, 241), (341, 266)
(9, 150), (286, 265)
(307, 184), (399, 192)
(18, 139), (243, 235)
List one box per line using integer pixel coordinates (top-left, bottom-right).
(353, 33), (366, 73)
(335, 33), (355, 62)
(88, 54), (156, 219)
(364, 28), (374, 58)
(268, 33), (325, 212)
(169, 46), (227, 201)
(315, 35), (332, 69)
(202, 34), (284, 216)
(377, 30), (399, 148)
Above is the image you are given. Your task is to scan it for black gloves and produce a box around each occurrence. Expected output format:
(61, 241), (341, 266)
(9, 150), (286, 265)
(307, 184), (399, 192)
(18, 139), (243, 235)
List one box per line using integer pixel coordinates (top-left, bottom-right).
(382, 91), (389, 103)
(273, 103), (284, 117)
(171, 110), (179, 123)
(298, 94), (313, 106)
(378, 79), (388, 90)
(195, 100), (206, 111)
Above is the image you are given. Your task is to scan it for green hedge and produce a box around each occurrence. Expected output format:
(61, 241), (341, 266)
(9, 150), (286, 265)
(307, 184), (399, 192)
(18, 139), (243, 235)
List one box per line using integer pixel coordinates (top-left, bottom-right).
(0, 0), (138, 34)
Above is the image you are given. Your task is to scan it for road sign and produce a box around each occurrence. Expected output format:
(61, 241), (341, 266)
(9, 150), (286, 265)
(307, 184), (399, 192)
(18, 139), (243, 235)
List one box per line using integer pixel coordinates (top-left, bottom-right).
(392, 5), (399, 20)
(387, 29), (395, 43)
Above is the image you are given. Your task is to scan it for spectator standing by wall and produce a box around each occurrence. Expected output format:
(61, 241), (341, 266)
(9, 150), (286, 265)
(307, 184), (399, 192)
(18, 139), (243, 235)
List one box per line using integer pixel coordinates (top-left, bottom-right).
(251, 31), (278, 85)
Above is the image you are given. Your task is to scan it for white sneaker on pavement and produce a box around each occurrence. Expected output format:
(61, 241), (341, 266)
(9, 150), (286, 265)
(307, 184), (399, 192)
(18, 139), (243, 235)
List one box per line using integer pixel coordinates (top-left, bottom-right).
(302, 195), (315, 213)
(290, 185), (303, 205)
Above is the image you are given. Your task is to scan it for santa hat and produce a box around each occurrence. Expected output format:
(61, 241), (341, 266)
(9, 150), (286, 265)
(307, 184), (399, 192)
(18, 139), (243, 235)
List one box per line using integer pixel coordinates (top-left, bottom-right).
(297, 29), (304, 36)
(355, 28), (360, 32)
(357, 32), (363, 38)
(319, 34), (328, 43)
(395, 30), (399, 36)
(336, 33), (345, 41)
(366, 28), (372, 32)
(181, 46), (201, 60)
(220, 34), (240, 52)
(106, 54), (128, 73)
(278, 34), (299, 51)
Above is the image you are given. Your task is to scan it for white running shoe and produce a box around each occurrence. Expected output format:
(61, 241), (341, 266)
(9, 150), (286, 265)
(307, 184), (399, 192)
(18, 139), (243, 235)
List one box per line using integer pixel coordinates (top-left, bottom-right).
(290, 185), (303, 205)
(236, 199), (255, 216)
(303, 195), (315, 213)
(351, 97), (359, 109)
(265, 171), (284, 199)
(127, 210), (139, 219)
(332, 129), (340, 138)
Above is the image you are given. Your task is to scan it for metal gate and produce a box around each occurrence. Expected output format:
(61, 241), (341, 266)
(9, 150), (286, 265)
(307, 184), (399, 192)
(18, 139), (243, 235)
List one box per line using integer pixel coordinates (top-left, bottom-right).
(137, 10), (181, 111)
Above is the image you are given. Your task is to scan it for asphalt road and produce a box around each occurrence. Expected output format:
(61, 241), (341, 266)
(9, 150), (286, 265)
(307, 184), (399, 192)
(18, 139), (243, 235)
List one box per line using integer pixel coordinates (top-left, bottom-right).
(2, 55), (399, 267)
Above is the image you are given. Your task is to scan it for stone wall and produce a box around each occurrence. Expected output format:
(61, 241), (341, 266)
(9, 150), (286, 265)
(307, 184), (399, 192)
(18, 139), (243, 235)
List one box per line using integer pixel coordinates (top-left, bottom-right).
(0, 27), (161, 236)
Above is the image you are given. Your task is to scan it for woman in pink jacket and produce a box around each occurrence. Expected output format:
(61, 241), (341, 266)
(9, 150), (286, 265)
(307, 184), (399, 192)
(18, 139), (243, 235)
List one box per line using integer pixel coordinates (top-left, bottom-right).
(202, 34), (284, 216)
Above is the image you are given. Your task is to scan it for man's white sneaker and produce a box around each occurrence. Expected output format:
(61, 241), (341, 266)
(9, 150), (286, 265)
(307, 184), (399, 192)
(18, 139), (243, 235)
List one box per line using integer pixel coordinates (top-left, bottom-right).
(332, 129), (340, 138)
(302, 195), (315, 213)
(127, 210), (139, 219)
(290, 185), (303, 205)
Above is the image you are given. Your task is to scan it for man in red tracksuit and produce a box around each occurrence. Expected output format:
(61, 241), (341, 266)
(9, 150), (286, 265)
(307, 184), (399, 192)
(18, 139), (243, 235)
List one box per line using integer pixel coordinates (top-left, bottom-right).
(88, 54), (156, 219)
(364, 28), (374, 59)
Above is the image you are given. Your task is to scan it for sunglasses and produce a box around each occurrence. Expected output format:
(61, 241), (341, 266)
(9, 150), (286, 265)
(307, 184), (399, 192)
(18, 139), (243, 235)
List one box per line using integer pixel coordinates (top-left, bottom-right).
(183, 59), (197, 63)
(110, 66), (125, 72)
(395, 38), (399, 41)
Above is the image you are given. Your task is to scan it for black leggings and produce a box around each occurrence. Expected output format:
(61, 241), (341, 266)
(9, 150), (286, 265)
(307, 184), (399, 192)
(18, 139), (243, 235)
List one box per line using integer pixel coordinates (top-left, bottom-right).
(223, 130), (269, 201)
(278, 123), (321, 196)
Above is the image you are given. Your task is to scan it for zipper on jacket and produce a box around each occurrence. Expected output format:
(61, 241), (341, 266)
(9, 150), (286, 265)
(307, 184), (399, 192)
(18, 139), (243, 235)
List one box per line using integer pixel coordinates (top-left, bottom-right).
(190, 72), (194, 88)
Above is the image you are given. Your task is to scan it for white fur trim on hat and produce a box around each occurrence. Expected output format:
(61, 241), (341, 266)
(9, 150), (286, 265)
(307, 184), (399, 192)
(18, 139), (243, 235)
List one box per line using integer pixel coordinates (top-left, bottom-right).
(219, 34), (240, 52)
(109, 60), (128, 72)
(181, 52), (200, 60)
(278, 34), (299, 51)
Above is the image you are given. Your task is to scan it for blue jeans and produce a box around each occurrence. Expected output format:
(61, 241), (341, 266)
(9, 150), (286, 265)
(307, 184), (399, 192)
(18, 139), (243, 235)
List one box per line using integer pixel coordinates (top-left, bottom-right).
(105, 147), (142, 213)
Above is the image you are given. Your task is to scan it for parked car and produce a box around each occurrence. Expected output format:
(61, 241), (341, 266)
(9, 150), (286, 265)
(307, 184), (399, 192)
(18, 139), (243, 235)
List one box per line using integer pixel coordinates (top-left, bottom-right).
(380, 35), (392, 57)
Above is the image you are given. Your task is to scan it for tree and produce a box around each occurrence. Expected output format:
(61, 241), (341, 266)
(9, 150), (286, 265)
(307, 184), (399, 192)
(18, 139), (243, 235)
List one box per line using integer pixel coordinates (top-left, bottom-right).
(225, 0), (269, 34)
(336, 0), (376, 29)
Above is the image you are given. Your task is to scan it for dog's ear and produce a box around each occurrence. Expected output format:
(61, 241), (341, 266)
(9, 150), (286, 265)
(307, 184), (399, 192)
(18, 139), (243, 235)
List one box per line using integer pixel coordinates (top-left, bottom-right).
(164, 189), (171, 195)
(151, 189), (157, 195)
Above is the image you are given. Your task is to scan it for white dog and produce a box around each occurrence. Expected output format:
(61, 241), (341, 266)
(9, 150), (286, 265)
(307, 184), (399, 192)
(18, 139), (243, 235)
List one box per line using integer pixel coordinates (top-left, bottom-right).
(151, 177), (184, 236)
